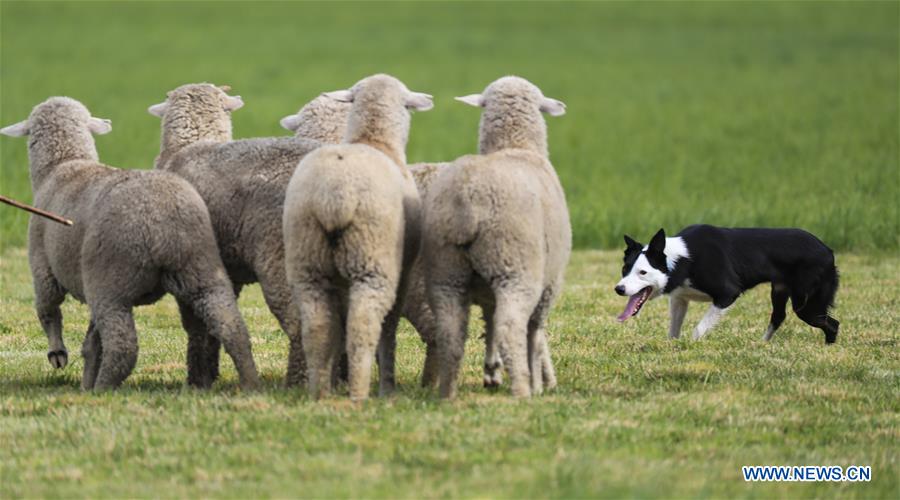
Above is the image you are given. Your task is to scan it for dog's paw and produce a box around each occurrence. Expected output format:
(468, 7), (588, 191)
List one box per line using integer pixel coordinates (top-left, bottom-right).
(47, 349), (68, 369)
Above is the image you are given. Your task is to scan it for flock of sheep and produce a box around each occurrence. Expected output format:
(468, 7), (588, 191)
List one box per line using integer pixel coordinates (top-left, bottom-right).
(1, 74), (571, 400)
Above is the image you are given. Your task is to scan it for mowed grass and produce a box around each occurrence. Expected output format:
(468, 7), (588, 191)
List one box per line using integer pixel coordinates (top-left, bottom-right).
(0, 248), (898, 498)
(1, 1), (898, 251)
(1, 2), (898, 499)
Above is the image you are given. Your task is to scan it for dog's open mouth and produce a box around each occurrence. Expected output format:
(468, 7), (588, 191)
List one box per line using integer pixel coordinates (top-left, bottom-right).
(617, 286), (651, 322)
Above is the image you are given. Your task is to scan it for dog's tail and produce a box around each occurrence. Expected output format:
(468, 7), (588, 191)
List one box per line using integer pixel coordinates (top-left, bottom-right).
(820, 263), (840, 311)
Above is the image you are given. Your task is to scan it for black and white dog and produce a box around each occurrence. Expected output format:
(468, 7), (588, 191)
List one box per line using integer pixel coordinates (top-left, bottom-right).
(614, 225), (840, 343)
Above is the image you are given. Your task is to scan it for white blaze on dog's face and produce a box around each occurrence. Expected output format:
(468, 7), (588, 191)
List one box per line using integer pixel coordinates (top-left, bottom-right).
(615, 229), (670, 322)
(619, 254), (669, 297)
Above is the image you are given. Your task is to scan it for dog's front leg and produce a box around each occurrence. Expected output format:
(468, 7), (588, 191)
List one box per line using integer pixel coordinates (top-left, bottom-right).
(668, 296), (689, 339)
(693, 305), (730, 340)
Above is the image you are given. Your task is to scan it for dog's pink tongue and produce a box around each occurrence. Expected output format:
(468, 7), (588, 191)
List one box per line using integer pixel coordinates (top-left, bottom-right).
(617, 293), (642, 322)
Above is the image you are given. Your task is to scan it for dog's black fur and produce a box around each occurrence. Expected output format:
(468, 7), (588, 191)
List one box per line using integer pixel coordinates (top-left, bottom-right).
(622, 225), (840, 343)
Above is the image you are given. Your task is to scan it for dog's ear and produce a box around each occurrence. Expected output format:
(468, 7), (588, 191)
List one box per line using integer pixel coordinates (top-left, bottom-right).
(647, 228), (666, 254)
(623, 235), (641, 253)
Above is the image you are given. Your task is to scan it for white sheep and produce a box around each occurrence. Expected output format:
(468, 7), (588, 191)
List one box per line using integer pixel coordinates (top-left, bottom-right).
(283, 74), (432, 400)
(149, 84), (349, 387)
(1, 97), (260, 390)
(423, 76), (570, 398)
(403, 163), (556, 390)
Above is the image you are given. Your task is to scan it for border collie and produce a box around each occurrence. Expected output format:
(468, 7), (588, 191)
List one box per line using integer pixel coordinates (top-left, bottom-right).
(614, 225), (839, 343)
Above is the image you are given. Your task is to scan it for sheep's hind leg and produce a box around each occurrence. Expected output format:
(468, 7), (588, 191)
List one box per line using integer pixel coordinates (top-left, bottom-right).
(178, 300), (219, 389)
(192, 286), (259, 390)
(494, 286), (541, 398)
(377, 307), (400, 396)
(80, 320), (101, 390)
(257, 265), (306, 388)
(404, 298), (439, 388)
(421, 341), (440, 389)
(527, 292), (555, 396)
(298, 284), (342, 399)
(32, 264), (68, 370)
(91, 304), (139, 391)
(428, 245), (473, 399)
(537, 327), (557, 390)
(432, 285), (470, 399)
(481, 305), (503, 389)
(346, 280), (394, 401)
(167, 265), (260, 391)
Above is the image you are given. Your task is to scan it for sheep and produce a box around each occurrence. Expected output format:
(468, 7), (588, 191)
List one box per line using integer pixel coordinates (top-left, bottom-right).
(423, 76), (571, 398)
(276, 89), (557, 393)
(279, 95), (352, 144)
(149, 84), (350, 387)
(404, 162), (557, 390)
(283, 74), (432, 400)
(0, 97), (260, 390)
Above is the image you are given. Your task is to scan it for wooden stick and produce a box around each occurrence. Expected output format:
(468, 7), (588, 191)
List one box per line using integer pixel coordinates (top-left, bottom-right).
(0, 195), (73, 226)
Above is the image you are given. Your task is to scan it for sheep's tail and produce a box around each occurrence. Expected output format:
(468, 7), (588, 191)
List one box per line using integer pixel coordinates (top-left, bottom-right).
(442, 189), (483, 247)
(313, 183), (360, 234)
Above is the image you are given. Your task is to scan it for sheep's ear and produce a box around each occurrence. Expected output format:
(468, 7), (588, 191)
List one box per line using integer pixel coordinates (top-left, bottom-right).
(539, 97), (566, 117)
(455, 94), (484, 108)
(223, 95), (244, 112)
(88, 117), (112, 135)
(405, 92), (433, 111)
(218, 85), (232, 92)
(280, 113), (302, 132)
(148, 102), (169, 117)
(323, 90), (354, 103)
(0, 120), (30, 137)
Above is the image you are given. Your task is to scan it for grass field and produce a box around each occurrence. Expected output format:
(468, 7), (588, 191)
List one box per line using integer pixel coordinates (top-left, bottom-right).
(1, 1), (898, 499)
(1, 1), (898, 251)
(1, 248), (897, 498)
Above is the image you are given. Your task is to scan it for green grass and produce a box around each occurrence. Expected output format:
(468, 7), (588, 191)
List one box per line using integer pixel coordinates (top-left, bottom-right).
(1, 248), (898, 498)
(1, 1), (898, 251)
(1, 2), (898, 498)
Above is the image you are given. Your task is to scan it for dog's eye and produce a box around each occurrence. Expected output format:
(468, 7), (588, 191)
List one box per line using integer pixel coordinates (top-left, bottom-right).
(639, 270), (647, 276)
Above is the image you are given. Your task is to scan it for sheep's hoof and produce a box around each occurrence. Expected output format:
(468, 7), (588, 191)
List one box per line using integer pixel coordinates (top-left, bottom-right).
(378, 383), (397, 398)
(47, 350), (68, 369)
(483, 375), (502, 390)
(187, 373), (215, 390)
(239, 378), (261, 391)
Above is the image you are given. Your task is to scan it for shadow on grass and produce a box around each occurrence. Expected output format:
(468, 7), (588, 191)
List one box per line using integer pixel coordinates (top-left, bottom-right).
(0, 371), (292, 394)
(1, 367), (721, 404)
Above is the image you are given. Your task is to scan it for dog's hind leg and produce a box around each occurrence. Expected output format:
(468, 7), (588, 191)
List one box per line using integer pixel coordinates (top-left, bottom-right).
(693, 304), (730, 340)
(668, 296), (689, 339)
(823, 317), (840, 344)
(764, 284), (790, 342)
(794, 300), (839, 344)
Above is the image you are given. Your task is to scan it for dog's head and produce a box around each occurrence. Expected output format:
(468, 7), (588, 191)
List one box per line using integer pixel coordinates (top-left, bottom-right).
(615, 228), (669, 322)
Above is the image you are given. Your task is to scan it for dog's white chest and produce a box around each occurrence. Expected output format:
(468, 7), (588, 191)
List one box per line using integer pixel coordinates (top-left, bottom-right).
(670, 281), (713, 302)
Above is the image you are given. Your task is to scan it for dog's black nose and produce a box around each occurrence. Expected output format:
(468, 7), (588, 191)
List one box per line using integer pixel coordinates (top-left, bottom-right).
(614, 285), (625, 296)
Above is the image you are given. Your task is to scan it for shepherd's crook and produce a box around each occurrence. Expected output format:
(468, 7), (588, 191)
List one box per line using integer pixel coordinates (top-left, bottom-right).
(0, 195), (73, 226)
